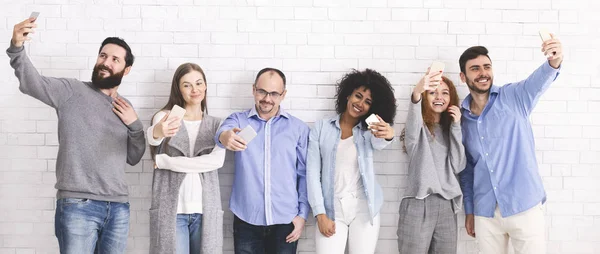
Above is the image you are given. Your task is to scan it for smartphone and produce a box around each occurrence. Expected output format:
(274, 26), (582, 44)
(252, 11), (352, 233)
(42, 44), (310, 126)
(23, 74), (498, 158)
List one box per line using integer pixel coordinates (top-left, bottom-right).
(24, 12), (40, 37)
(365, 114), (379, 126)
(539, 29), (555, 57)
(429, 61), (445, 88)
(166, 105), (186, 122)
(539, 29), (552, 42)
(237, 125), (257, 144)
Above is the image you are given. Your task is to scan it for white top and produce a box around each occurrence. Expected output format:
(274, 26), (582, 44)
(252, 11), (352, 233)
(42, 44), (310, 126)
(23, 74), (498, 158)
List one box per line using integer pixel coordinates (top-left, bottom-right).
(147, 111), (226, 214)
(334, 136), (364, 197)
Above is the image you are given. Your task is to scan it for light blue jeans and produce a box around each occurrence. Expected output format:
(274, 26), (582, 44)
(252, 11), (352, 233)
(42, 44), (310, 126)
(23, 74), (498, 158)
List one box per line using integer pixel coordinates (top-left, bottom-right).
(55, 198), (130, 254)
(176, 213), (203, 254)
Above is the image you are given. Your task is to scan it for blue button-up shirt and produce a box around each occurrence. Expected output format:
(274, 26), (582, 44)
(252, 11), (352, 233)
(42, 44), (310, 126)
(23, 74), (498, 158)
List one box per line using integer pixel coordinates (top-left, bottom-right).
(215, 107), (310, 226)
(307, 115), (392, 222)
(459, 61), (560, 218)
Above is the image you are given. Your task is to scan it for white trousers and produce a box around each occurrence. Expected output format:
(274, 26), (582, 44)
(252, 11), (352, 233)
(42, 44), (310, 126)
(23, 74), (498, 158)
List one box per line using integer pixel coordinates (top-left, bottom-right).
(315, 193), (380, 254)
(475, 203), (546, 254)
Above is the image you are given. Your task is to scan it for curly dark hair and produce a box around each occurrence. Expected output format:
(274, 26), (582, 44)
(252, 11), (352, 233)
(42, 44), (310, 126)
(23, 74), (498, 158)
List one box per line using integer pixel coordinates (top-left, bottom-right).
(335, 69), (397, 128)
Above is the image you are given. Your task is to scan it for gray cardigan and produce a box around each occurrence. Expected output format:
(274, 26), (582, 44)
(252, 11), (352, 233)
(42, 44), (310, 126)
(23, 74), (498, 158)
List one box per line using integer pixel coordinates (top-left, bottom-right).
(149, 115), (224, 254)
(403, 100), (467, 212)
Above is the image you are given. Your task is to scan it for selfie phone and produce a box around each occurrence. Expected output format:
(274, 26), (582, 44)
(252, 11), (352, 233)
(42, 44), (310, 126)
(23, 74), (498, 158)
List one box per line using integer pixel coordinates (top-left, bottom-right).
(539, 29), (555, 57)
(237, 125), (257, 144)
(429, 61), (445, 88)
(25, 12), (39, 37)
(166, 105), (186, 122)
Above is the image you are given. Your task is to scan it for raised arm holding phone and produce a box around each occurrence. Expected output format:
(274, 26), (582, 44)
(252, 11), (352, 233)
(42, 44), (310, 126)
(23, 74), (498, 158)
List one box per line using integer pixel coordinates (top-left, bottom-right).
(8, 14), (145, 254)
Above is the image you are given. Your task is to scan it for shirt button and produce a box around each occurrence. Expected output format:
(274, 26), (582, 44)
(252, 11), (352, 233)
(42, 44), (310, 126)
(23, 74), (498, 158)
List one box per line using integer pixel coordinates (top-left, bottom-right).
(490, 170), (494, 173)
(481, 136), (484, 140)
(485, 153), (489, 156)
(493, 186), (497, 190)
(478, 121), (482, 124)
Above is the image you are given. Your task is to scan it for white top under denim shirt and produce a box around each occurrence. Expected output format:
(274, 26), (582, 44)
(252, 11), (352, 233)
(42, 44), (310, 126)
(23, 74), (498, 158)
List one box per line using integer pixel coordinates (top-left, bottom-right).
(307, 115), (393, 224)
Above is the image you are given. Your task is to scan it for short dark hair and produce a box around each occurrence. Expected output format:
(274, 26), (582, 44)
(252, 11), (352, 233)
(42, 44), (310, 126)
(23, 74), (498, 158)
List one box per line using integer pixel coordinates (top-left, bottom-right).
(254, 68), (286, 88)
(459, 46), (490, 74)
(335, 69), (397, 128)
(98, 37), (135, 67)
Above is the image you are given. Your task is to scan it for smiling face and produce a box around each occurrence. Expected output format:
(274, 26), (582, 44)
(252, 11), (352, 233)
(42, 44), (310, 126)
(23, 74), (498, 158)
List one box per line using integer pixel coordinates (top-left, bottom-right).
(460, 55), (494, 95)
(426, 81), (451, 114)
(345, 86), (372, 120)
(178, 70), (206, 107)
(91, 43), (130, 89)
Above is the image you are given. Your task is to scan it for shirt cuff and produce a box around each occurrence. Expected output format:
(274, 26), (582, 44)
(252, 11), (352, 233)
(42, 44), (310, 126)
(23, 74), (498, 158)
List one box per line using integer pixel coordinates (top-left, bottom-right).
(7, 40), (24, 53)
(127, 119), (143, 132)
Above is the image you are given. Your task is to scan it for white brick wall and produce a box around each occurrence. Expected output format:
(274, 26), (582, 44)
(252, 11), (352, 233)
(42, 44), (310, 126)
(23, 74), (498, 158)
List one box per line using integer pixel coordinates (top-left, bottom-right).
(0, 0), (599, 253)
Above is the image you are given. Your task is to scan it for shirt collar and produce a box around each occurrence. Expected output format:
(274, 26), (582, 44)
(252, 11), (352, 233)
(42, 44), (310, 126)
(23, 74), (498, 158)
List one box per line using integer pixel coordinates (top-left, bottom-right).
(460, 85), (500, 112)
(248, 105), (289, 120)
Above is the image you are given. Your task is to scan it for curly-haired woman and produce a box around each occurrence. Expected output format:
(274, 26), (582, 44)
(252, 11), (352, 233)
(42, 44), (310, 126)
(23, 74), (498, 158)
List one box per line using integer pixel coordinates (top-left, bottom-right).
(307, 69), (397, 254)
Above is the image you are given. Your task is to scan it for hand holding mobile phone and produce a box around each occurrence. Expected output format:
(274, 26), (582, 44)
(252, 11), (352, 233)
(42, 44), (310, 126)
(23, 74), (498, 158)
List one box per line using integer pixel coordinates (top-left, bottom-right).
(23, 12), (39, 37)
(166, 105), (186, 122)
(237, 125), (257, 144)
(428, 61), (445, 89)
(539, 29), (556, 57)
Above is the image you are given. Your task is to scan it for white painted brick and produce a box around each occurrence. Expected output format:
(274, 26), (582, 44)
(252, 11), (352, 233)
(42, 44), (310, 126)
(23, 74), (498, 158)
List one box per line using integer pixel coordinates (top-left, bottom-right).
(449, 22), (485, 35)
(372, 21), (410, 34)
(174, 32), (211, 44)
(122, 6), (141, 18)
(429, 9), (466, 21)
(286, 33), (308, 44)
(327, 8), (367, 21)
(237, 20), (274, 33)
(359, 59), (396, 72)
(248, 32), (286, 45)
(415, 46), (439, 60)
(282, 59), (320, 72)
(486, 23), (523, 35)
(366, 8), (391, 20)
(334, 21), (373, 33)
(219, 7), (256, 19)
(236, 45), (274, 58)
(465, 9), (501, 22)
(178, 6), (219, 19)
(44, 18), (67, 30)
(388, 0), (424, 8)
(457, 35), (479, 46)
(211, 32), (248, 44)
(163, 18), (201, 32)
(161, 44), (198, 57)
(297, 46), (334, 59)
(391, 9), (428, 21)
(274, 45), (297, 58)
(294, 7), (328, 20)
(418, 34), (456, 46)
(275, 20), (311, 33)
(381, 34), (419, 46)
(334, 46), (372, 59)
(141, 6), (178, 19)
(320, 59), (358, 72)
(257, 7), (294, 19)
(141, 19), (164, 31)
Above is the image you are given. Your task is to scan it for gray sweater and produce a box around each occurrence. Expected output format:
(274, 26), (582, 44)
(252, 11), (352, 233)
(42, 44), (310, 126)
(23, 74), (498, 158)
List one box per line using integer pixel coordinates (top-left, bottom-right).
(7, 43), (146, 203)
(403, 99), (467, 212)
(149, 115), (224, 254)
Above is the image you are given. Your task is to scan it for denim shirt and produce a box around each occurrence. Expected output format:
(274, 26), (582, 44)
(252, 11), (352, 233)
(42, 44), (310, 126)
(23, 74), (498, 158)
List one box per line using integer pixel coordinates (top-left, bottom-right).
(307, 115), (392, 223)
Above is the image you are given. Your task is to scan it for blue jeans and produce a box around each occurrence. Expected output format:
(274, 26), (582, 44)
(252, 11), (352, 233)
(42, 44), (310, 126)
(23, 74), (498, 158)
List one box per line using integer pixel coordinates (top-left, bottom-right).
(176, 213), (203, 254)
(233, 215), (297, 254)
(55, 198), (130, 254)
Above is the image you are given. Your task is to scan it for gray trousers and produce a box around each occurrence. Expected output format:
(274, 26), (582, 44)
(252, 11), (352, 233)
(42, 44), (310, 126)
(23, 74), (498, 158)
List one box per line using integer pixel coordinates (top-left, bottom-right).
(397, 194), (457, 254)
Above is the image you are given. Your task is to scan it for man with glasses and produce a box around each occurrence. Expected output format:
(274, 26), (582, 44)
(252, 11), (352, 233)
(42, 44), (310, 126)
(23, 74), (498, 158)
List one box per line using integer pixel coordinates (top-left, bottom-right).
(216, 68), (310, 254)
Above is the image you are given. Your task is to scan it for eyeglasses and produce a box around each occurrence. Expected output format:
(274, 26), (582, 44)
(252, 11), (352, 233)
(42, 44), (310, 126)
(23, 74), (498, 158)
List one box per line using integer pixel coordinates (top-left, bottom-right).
(255, 88), (283, 99)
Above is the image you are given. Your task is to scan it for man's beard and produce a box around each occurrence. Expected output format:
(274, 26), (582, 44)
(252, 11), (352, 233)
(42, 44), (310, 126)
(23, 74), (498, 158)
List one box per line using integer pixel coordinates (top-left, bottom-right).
(91, 65), (125, 89)
(466, 76), (492, 94)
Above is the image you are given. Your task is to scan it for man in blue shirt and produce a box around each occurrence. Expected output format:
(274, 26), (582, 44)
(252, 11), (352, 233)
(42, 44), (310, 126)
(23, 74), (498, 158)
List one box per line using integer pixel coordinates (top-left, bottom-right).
(458, 36), (563, 254)
(216, 68), (310, 254)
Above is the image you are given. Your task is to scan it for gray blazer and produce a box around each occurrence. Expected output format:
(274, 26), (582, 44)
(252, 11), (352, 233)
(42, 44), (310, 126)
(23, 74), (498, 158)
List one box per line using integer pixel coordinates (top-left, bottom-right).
(149, 115), (224, 254)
